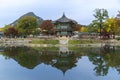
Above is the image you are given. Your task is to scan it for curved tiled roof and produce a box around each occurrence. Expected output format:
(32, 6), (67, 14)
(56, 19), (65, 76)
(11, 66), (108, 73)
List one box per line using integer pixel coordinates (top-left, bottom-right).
(55, 13), (77, 24)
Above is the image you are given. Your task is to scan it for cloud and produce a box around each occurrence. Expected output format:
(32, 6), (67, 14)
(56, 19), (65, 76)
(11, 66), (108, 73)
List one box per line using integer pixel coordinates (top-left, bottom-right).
(0, 0), (120, 27)
(1, 0), (120, 9)
(1, 0), (32, 6)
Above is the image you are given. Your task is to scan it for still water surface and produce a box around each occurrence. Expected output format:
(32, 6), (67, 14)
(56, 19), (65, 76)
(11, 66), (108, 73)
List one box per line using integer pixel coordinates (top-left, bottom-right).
(0, 46), (120, 80)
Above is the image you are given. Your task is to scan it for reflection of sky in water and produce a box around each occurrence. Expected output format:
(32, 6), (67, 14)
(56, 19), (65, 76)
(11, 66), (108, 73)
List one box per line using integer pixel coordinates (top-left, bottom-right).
(0, 54), (120, 80)
(0, 55), (64, 80)
(69, 57), (120, 80)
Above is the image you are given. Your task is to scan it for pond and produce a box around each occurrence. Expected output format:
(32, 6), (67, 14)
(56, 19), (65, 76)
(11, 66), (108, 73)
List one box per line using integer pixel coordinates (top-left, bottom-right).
(0, 45), (120, 80)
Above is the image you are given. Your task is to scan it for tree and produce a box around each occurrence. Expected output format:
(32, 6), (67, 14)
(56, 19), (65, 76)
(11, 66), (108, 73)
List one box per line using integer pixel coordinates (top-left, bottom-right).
(4, 27), (18, 38)
(3, 25), (11, 32)
(116, 11), (120, 18)
(0, 28), (3, 32)
(80, 27), (87, 32)
(94, 9), (108, 22)
(104, 17), (118, 38)
(115, 11), (120, 35)
(40, 20), (54, 35)
(93, 9), (109, 38)
(87, 20), (99, 33)
(17, 16), (38, 37)
(103, 11), (120, 38)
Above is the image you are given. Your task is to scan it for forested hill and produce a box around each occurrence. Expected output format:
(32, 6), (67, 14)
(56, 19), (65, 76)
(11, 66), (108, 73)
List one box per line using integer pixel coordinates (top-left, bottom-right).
(10, 12), (43, 26)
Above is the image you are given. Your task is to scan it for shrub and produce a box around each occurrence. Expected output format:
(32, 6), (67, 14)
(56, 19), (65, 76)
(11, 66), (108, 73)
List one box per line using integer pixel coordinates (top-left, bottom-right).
(116, 37), (120, 41)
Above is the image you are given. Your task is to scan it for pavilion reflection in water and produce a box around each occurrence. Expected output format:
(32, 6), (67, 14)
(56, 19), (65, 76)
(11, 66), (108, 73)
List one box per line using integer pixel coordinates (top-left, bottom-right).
(0, 46), (80, 74)
(0, 45), (120, 76)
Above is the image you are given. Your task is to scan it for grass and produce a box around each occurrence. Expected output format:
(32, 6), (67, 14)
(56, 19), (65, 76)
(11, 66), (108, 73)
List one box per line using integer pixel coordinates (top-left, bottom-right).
(68, 39), (100, 44)
(116, 37), (120, 41)
(31, 39), (59, 44)
(32, 46), (59, 51)
(31, 39), (101, 45)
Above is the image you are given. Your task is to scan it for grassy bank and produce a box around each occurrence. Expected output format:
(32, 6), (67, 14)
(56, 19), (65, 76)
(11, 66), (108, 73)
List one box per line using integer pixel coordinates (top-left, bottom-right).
(68, 39), (100, 44)
(31, 39), (59, 44)
(31, 39), (101, 44)
(32, 46), (59, 51)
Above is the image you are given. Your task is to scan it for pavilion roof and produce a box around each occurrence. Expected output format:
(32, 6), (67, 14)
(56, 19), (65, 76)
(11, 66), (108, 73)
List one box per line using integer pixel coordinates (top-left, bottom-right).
(55, 13), (77, 24)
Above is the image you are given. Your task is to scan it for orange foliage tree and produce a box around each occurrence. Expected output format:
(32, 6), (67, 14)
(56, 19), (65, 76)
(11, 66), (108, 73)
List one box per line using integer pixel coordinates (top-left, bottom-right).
(40, 20), (54, 35)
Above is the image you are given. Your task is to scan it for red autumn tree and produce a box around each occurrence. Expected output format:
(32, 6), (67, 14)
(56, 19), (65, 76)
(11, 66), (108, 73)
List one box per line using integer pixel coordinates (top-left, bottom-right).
(4, 27), (18, 38)
(40, 20), (54, 35)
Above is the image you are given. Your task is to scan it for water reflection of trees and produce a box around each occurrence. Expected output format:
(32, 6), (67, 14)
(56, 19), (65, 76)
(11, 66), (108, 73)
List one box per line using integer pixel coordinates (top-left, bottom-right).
(3, 46), (40, 69)
(1, 46), (82, 73)
(88, 46), (120, 76)
(69, 46), (120, 76)
(88, 52), (109, 76)
(1, 46), (120, 76)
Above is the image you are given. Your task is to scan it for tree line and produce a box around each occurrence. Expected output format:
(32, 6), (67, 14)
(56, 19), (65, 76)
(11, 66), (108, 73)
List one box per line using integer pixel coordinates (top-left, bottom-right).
(2, 8), (120, 38)
(3, 16), (80, 38)
(81, 9), (120, 39)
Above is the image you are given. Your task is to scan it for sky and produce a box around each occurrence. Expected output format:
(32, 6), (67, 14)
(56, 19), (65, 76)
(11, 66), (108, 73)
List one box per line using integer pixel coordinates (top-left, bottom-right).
(0, 0), (120, 27)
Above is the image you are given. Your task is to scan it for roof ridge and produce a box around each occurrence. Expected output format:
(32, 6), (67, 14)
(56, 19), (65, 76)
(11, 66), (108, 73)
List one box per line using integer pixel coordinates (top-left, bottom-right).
(55, 13), (77, 24)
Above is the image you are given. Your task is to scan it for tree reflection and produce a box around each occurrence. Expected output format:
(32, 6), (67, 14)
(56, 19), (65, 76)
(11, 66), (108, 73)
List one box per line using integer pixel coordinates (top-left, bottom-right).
(88, 45), (120, 76)
(88, 53), (109, 76)
(1, 46), (81, 73)
(1, 46), (120, 76)
(3, 46), (40, 69)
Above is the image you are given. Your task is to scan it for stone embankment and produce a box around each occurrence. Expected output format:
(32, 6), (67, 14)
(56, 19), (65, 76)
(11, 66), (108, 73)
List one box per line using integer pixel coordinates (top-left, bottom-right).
(0, 38), (120, 47)
(59, 36), (69, 45)
(0, 38), (32, 45)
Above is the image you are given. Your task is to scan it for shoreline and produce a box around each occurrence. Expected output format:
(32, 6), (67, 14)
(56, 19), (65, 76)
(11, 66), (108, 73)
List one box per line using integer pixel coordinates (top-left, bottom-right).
(0, 43), (118, 47)
(0, 38), (119, 47)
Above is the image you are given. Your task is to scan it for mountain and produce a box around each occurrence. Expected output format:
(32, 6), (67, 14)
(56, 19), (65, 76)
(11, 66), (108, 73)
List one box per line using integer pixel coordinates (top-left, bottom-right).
(10, 12), (43, 26)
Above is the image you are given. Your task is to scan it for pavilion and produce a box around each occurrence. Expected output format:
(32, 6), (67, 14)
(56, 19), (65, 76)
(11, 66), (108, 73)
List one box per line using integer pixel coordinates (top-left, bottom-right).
(54, 13), (77, 37)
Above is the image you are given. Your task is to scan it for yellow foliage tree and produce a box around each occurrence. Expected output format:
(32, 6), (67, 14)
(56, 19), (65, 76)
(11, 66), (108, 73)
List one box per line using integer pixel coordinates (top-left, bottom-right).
(0, 28), (3, 32)
(104, 18), (115, 31)
(80, 27), (87, 32)
(104, 17), (119, 38)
